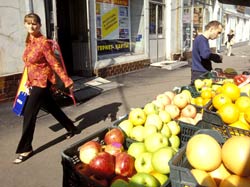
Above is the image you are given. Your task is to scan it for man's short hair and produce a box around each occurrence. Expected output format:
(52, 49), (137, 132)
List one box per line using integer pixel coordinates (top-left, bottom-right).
(205, 21), (222, 30)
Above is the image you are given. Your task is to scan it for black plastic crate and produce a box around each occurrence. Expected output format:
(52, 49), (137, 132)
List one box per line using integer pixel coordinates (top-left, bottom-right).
(169, 129), (226, 187)
(61, 126), (171, 187)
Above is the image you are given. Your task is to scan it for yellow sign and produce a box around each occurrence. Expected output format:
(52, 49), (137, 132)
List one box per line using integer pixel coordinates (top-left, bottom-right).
(102, 7), (119, 38)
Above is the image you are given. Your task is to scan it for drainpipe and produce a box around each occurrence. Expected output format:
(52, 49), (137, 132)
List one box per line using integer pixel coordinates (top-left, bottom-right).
(52, 0), (58, 41)
(25, 0), (34, 13)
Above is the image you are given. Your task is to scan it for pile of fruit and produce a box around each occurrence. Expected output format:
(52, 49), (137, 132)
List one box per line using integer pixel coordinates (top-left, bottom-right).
(183, 132), (250, 187)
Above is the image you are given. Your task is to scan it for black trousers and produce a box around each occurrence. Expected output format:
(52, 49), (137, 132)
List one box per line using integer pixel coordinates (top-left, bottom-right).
(16, 86), (75, 153)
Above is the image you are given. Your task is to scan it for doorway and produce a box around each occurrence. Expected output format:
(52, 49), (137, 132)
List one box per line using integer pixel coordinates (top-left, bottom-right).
(149, 2), (166, 63)
(46, 0), (92, 76)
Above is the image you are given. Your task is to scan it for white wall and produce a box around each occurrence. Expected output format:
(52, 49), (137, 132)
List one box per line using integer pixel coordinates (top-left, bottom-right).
(0, 0), (46, 76)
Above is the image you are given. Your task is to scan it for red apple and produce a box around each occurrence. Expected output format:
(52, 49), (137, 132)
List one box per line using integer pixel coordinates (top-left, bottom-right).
(79, 141), (102, 164)
(181, 104), (197, 118)
(173, 93), (189, 109)
(104, 142), (124, 156)
(89, 175), (109, 187)
(104, 128), (125, 145)
(89, 152), (115, 178)
(164, 104), (180, 119)
(75, 163), (92, 177)
(164, 91), (176, 101)
(115, 152), (136, 177)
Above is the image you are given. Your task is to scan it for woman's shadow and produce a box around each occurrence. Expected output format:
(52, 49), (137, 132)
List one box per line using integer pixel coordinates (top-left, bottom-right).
(33, 102), (122, 155)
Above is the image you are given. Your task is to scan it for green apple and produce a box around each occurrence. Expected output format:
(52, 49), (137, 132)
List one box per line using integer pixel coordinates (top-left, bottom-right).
(194, 79), (205, 91)
(128, 108), (147, 126)
(127, 142), (147, 158)
(129, 172), (160, 187)
(158, 110), (171, 124)
(111, 179), (129, 187)
(144, 132), (168, 152)
(169, 134), (181, 149)
(150, 171), (169, 185)
(152, 147), (174, 174)
(118, 119), (133, 137)
(144, 114), (163, 130)
(144, 125), (158, 138)
(160, 123), (171, 138)
(167, 120), (181, 135)
(143, 102), (158, 115)
(135, 152), (154, 173)
(130, 126), (145, 142)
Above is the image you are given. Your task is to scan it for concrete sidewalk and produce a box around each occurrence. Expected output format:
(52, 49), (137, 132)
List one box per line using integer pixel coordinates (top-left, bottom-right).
(0, 44), (249, 187)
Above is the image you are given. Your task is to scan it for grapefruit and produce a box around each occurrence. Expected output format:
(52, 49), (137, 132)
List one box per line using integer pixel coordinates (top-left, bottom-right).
(235, 96), (250, 113)
(209, 163), (231, 186)
(191, 169), (217, 187)
(186, 134), (222, 171)
(219, 175), (250, 187)
(222, 136), (250, 177)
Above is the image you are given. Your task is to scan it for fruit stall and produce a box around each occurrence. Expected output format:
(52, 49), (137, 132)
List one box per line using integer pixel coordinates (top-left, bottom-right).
(61, 69), (250, 187)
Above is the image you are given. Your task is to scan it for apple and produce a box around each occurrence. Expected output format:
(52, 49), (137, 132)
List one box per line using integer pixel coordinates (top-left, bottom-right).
(151, 147), (174, 174)
(158, 110), (171, 123)
(144, 113), (163, 130)
(173, 93), (189, 109)
(127, 142), (147, 158)
(115, 152), (136, 177)
(143, 102), (159, 115)
(89, 152), (115, 178)
(79, 141), (102, 164)
(178, 116), (196, 125)
(167, 120), (181, 135)
(181, 90), (192, 103)
(152, 99), (165, 110)
(128, 108), (147, 126)
(160, 123), (172, 138)
(129, 172), (160, 187)
(144, 125), (158, 138)
(169, 134), (181, 149)
(164, 91), (176, 101)
(203, 78), (213, 87)
(129, 125), (145, 142)
(194, 79), (205, 91)
(111, 178), (129, 187)
(75, 163), (92, 177)
(89, 175), (109, 187)
(144, 132), (168, 153)
(104, 142), (124, 156)
(104, 128), (125, 145)
(150, 171), (169, 185)
(164, 104), (180, 119)
(134, 152), (154, 173)
(118, 119), (133, 137)
(156, 94), (171, 106)
(181, 104), (197, 118)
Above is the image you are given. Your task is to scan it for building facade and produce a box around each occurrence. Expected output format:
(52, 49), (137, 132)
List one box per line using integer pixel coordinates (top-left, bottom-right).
(0, 0), (249, 102)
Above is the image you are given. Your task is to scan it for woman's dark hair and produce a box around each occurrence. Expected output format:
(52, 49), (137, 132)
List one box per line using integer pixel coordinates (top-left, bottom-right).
(24, 13), (41, 44)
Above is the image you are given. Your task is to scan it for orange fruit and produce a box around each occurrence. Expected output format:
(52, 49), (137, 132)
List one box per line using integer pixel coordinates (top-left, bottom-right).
(212, 93), (232, 110)
(235, 96), (250, 113)
(217, 103), (240, 124)
(195, 96), (203, 107)
(201, 89), (213, 100)
(244, 108), (250, 124)
(186, 134), (222, 171)
(221, 82), (240, 102)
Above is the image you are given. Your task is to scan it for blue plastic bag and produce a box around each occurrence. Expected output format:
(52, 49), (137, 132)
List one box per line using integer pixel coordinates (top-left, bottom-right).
(13, 91), (29, 116)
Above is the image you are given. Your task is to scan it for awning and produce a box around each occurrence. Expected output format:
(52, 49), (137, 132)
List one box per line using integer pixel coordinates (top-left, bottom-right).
(218, 0), (250, 6)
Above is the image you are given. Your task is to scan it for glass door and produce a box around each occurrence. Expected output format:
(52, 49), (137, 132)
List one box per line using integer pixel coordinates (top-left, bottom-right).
(149, 2), (165, 62)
